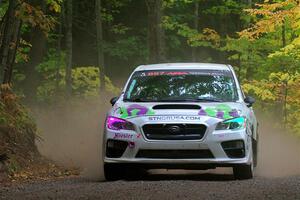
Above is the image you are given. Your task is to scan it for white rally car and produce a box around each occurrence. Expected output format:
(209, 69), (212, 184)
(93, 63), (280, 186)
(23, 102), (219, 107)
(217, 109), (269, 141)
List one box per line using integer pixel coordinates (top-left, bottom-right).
(103, 63), (258, 180)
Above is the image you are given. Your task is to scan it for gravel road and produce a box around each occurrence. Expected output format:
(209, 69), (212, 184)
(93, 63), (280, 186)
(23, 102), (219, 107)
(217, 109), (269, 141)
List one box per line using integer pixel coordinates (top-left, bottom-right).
(1, 170), (300, 200)
(3, 108), (297, 200)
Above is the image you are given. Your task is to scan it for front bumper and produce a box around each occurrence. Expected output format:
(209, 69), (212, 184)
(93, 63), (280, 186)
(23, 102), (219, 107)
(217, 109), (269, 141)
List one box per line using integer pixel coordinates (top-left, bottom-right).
(103, 116), (252, 167)
(103, 116), (252, 166)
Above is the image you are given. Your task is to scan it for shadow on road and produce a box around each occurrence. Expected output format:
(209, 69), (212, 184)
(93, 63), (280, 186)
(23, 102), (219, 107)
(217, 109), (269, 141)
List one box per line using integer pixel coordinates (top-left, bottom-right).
(140, 173), (234, 181)
(123, 169), (236, 182)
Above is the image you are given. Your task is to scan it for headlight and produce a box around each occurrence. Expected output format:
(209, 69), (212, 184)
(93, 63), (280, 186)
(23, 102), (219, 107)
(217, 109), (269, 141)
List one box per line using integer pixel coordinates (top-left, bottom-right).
(106, 116), (135, 131)
(215, 117), (246, 130)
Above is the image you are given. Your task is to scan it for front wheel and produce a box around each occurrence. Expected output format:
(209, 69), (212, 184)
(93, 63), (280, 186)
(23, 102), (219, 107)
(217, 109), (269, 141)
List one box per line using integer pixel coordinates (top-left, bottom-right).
(233, 139), (254, 180)
(233, 164), (253, 180)
(104, 164), (122, 181)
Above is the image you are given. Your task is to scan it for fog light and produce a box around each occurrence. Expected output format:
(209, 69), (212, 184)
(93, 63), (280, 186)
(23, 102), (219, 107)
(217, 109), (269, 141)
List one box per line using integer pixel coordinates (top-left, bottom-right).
(222, 140), (244, 149)
(221, 140), (245, 159)
(107, 140), (115, 148)
(106, 139), (128, 158)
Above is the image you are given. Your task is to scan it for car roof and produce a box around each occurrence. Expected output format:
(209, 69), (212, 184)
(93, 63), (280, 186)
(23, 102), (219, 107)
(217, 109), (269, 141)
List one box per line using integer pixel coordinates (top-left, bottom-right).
(134, 63), (231, 71)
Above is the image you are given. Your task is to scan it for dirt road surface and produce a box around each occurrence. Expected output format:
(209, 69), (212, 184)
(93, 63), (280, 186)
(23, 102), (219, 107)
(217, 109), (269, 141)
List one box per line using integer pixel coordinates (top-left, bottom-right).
(1, 104), (299, 199)
(1, 170), (300, 200)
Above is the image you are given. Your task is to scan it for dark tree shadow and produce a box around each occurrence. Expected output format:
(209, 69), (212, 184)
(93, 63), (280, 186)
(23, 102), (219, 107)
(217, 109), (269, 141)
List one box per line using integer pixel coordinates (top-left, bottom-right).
(123, 169), (235, 182)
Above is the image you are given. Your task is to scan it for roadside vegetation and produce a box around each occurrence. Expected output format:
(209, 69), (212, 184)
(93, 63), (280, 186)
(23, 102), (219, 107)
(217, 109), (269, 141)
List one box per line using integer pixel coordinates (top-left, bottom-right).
(0, 0), (300, 180)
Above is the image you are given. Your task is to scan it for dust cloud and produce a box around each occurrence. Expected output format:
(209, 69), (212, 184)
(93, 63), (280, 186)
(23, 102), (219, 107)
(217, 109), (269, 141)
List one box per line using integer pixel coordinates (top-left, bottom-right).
(32, 100), (300, 179)
(32, 97), (111, 181)
(256, 116), (300, 177)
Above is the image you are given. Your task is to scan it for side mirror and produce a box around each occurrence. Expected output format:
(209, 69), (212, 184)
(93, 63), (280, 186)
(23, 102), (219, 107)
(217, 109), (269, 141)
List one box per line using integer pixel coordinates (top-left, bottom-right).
(244, 96), (255, 107)
(110, 97), (119, 106)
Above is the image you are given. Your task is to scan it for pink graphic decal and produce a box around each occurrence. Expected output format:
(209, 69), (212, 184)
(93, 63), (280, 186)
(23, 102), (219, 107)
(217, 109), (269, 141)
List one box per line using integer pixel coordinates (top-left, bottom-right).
(198, 109), (207, 116)
(127, 104), (149, 116)
(136, 133), (142, 139)
(216, 111), (224, 119)
(229, 109), (239, 118)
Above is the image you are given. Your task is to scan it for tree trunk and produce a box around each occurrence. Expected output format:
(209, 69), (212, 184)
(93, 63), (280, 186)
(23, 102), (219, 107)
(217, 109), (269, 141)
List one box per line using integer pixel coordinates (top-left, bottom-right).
(282, 19), (286, 48)
(3, 20), (21, 84)
(56, 4), (64, 91)
(65, 0), (73, 96)
(244, 0), (252, 7)
(283, 80), (288, 127)
(0, 0), (22, 84)
(245, 49), (253, 80)
(237, 53), (241, 81)
(0, 0), (16, 82)
(22, 0), (47, 102)
(95, 0), (105, 92)
(192, 0), (199, 62)
(248, 0), (252, 6)
(146, 0), (166, 63)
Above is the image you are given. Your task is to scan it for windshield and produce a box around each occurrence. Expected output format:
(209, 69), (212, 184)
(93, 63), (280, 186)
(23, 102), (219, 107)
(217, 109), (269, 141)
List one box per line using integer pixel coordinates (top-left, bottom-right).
(124, 70), (239, 102)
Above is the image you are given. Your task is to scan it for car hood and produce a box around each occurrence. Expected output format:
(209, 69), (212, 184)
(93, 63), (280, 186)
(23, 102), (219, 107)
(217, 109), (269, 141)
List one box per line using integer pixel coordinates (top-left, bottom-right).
(110, 101), (247, 120)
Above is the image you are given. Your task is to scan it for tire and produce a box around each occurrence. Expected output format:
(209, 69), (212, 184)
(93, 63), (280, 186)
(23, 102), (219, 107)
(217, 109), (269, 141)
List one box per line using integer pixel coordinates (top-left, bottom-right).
(124, 167), (147, 180)
(104, 164), (122, 181)
(252, 137), (258, 168)
(233, 164), (253, 180)
(233, 141), (254, 180)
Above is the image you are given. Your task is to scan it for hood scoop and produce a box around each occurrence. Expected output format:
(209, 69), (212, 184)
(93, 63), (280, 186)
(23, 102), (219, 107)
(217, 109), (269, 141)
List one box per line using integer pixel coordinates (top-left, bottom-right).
(152, 104), (201, 110)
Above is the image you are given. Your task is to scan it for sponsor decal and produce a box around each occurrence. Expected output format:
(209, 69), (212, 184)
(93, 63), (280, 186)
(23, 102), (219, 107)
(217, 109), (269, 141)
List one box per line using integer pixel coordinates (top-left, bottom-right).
(198, 104), (240, 119)
(149, 116), (201, 121)
(146, 71), (189, 76)
(113, 133), (142, 140)
(113, 133), (134, 139)
(118, 104), (155, 119)
(137, 70), (232, 77)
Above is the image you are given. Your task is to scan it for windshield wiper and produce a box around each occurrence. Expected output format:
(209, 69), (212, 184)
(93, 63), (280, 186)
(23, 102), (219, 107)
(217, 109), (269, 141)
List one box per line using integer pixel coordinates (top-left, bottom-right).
(123, 98), (153, 102)
(194, 97), (223, 102)
(157, 97), (223, 102)
(124, 97), (223, 102)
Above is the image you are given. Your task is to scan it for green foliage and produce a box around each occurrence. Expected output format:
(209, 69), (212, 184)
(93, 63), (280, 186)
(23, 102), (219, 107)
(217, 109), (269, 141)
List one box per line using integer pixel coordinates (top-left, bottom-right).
(163, 16), (220, 48)
(16, 2), (56, 34)
(0, 85), (41, 176)
(15, 39), (32, 64)
(243, 72), (300, 135)
(47, 0), (63, 13)
(268, 37), (300, 72)
(0, 1), (8, 18)
(71, 67), (120, 96)
(222, 36), (278, 79)
(204, 0), (245, 15)
(104, 36), (147, 60)
(0, 85), (38, 151)
(34, 49), (120, 102)
(6, 156), (21, 174)
(36, 66), (120, 102)
(2, 0), (300, 136)
(37, 68), (120, 103)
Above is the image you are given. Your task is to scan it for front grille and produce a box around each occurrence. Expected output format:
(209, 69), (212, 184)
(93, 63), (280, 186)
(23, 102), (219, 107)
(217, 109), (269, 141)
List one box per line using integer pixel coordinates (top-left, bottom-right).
(136, 149), (214, 159)
(142, 124), (207, 140)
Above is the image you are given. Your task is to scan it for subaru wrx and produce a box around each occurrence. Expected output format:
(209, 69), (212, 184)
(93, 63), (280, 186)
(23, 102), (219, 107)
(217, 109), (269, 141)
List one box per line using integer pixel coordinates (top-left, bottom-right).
(103, 63), (258, 180)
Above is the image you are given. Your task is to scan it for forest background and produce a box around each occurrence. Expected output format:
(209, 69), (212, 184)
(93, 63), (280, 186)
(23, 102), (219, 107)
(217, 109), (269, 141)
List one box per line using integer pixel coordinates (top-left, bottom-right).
(0, 0), (300, 176)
